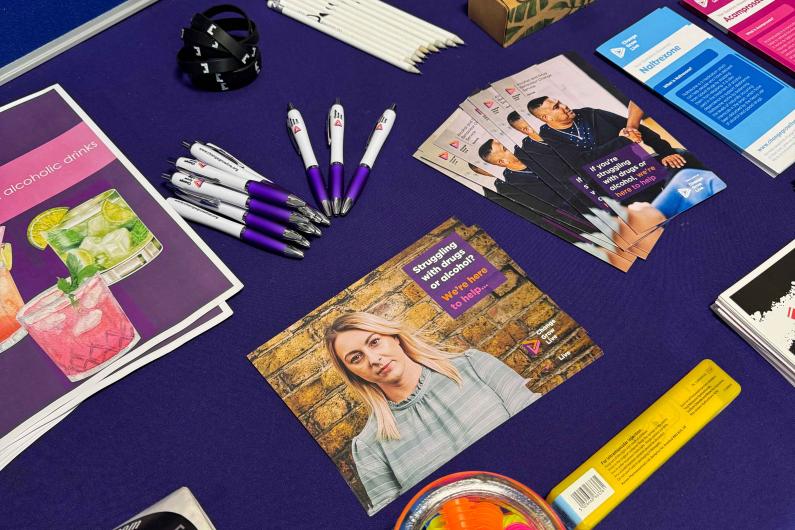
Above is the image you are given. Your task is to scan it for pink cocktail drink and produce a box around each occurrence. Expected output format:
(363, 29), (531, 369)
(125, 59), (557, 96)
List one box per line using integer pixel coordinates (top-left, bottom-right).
(17, 274), (139, 381)
(0, 264), (25, 351)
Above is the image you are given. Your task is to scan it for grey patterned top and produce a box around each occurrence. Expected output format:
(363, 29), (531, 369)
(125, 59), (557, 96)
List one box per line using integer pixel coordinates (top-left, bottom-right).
(351, 349), (541, 514)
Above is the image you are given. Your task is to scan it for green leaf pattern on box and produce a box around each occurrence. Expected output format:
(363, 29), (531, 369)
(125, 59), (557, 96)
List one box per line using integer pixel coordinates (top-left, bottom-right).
(504, 0), (594, 46)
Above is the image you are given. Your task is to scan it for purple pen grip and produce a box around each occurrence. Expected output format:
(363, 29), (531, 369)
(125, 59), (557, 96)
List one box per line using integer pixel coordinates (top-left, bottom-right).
(241, 228), (288, 253)
(247, 198), (292, 223)
(329, 163), (344, 199)
(243, 212), (287, 239)
(247, 180), (290, 205)
(306, 166), (329, 204)
(346, 165), (370, 202)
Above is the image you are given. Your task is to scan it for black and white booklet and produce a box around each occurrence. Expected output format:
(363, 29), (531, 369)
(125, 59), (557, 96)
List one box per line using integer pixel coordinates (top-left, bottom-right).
(713, 240), (795, 386)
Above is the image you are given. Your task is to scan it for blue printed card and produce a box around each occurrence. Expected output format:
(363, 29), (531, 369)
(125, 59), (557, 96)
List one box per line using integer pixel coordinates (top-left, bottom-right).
(597, 7), (795, 176)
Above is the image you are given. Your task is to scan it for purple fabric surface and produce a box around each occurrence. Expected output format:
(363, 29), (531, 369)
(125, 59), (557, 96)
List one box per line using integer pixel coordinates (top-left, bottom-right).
(0, 0), (793, 528)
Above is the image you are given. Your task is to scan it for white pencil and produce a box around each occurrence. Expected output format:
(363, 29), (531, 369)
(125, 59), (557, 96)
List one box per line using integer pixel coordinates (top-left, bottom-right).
(319, 0), (432, 55)
(283, 0), (423, 63)
(288, 0), (425, 60)
(296, 0), (429, 59)
(353, 0), (464, 45)
(345, 0), (448, 49)
(268, 1), (421, 73)
(336, 0), (439, 52)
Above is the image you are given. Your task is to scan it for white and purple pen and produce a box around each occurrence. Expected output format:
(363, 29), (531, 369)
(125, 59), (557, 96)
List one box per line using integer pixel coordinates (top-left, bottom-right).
(327, 98), (345, 216)
(163, 171), (321, 236)
(167, 198), (304, 259)
(171, 157), (306, 208)
(173, 188), (310, 248)
(287, 103), (332, 217)
(181, 140), (330, 226)
(342, 103), (396, 216)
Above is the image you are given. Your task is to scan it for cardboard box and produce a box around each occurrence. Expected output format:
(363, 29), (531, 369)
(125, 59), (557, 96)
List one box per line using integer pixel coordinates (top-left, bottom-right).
(468, 0), (596, 47)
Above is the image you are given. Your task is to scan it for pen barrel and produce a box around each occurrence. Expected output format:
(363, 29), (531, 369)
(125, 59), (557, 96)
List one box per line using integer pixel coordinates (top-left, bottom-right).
(329, 105), (345, 162)
(169, 172), (249, 209)
(191, 144), (245, 177)
(243, 212), (288, 240)
(361, 109), (396, 167)
(288, 110), (320, 168)
(329, 163), (344, 199)
(345, 165), (370, 202)
(250, 178), (307, 207)
(306, 166), (330, 203)
(240, 227), (288, 254)
(246, 180), (291, 205)
(168, 199), (242, 238)
(176, 157), (247, 191)
(247, 198), (294, 223)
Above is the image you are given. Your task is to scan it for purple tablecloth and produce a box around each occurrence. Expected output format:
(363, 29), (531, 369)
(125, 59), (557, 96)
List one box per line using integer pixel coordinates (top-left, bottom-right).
(0, 0), (793, 527)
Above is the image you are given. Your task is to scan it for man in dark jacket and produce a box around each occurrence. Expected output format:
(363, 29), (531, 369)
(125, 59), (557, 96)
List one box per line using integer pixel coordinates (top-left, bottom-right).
(526, 96), (693, 171)
(477, 138), (576, 209)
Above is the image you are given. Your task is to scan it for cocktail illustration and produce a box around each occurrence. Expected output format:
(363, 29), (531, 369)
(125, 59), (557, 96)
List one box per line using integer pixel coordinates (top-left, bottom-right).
(27, 189), (162, 284)
(0, 231), (26, 352)
(16, 273), (139, 382)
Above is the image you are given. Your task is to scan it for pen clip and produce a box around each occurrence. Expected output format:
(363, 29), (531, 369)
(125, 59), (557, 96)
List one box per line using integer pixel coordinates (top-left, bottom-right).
(172, 188), (221, 208)
(178, 167), (221, 184)
(205, 143), (242, 166)
(162, 169), (197, 182)
(286, 122), (301, 156)
(364, 119), (379, 148)
(326, 109), (332, 147)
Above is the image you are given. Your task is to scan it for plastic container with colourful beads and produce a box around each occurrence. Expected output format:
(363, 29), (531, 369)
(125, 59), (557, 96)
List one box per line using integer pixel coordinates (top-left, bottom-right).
(394, 471), (566, 530)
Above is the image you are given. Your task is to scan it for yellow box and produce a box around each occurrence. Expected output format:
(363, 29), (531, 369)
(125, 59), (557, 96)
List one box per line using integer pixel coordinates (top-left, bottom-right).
(467, 0), (596, 48)
(547, 359), (740, 529)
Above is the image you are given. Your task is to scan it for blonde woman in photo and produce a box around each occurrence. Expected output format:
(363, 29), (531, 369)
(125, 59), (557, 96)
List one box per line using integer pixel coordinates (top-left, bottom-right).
(324, 312), (540, 513)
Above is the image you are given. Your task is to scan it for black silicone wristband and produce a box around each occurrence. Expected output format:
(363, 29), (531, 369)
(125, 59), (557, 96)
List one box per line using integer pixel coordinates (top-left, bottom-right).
(188, 54), (262, 92)
(189, 6), (253, 63)
(177, 5), (261, 91)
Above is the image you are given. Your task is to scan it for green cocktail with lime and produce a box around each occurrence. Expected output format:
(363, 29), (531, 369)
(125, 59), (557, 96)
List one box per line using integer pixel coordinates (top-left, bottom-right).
(31, 189), (162, 284)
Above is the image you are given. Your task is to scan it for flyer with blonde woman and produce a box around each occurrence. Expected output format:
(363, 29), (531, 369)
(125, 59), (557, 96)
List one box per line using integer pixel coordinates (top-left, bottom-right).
(248, 218), (603, 514)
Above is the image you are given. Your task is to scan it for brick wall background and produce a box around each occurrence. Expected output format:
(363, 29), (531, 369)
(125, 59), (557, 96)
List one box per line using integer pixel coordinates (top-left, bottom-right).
(248, 218), (603, 510)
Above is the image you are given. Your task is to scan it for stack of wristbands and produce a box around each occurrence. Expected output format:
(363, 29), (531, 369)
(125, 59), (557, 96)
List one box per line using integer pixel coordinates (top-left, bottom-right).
(178, 4), (262, 91)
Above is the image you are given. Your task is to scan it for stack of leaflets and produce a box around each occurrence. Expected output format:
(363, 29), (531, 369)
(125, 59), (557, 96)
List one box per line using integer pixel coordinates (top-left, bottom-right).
(248, 217), (603, 515)
(713, 240), (795, 385)
(0, 86), (242, 469)
(680, 0), (795, 76)
(415, 52), (726, 272)
(597, 8), (795, 177)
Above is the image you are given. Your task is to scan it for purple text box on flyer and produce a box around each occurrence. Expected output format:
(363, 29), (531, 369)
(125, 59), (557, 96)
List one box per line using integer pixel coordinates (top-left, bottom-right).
(582, 144), (666, 201)
(403, 232), (506, 318)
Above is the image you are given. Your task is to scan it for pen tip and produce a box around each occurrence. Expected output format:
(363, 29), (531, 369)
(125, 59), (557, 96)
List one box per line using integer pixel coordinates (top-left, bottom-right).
(340, 197), (353, 216)
(287, 102), (295, 110)
(389, 103), (397, 111)
(181, 140), (192, 149)
(335, 97), (341, 105)
(284, 246), (305, 259)
(320, 200), (333, 218)
(166, 157), (177, 164)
